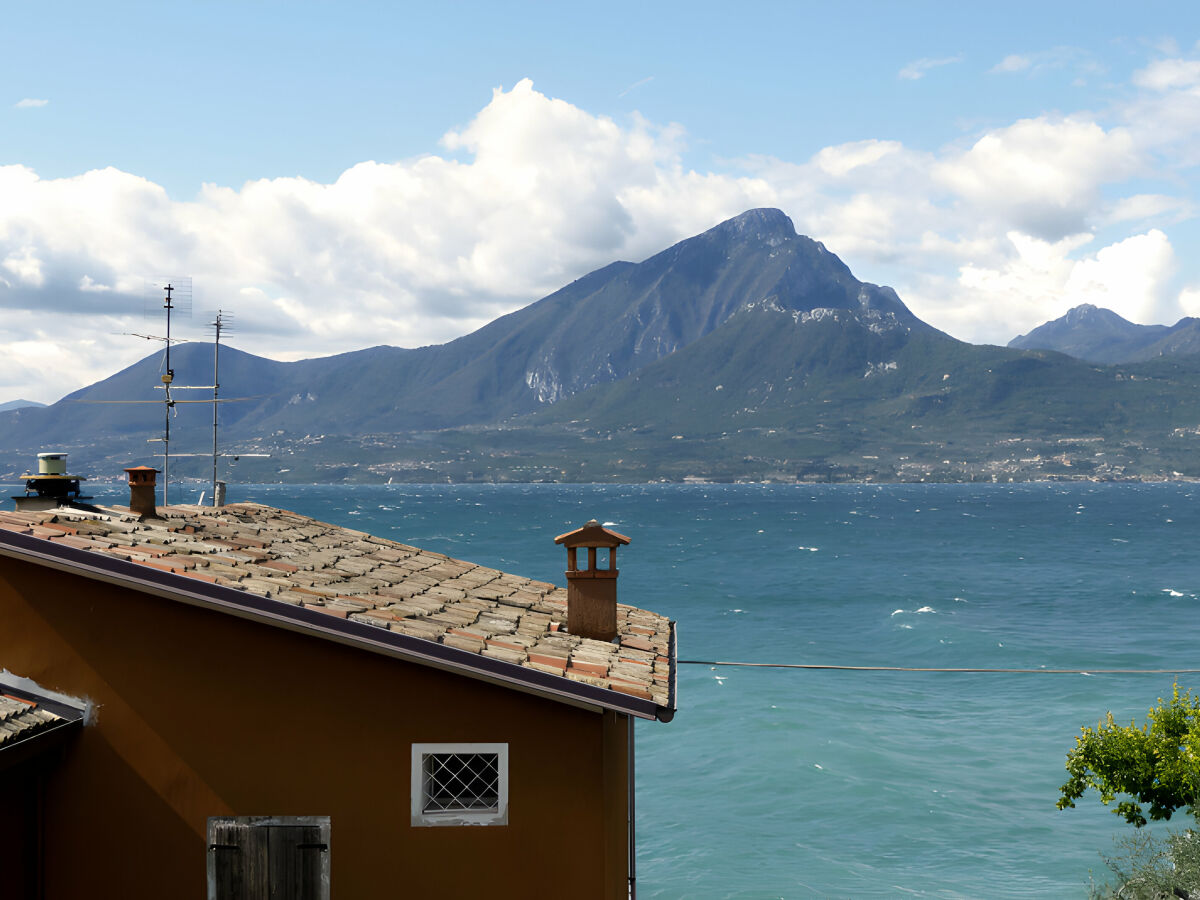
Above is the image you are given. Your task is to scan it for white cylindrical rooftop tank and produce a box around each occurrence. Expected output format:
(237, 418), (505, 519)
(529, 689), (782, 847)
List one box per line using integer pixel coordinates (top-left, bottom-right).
(38, 452), (68, 476)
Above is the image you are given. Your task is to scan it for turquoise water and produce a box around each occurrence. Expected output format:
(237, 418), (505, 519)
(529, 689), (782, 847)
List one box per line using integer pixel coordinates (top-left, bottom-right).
(69, 481), (1200, 897)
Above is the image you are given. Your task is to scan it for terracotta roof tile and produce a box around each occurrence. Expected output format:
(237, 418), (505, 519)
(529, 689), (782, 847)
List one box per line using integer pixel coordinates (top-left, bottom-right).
(5, 502), (675, 710)
(0, 694), (62, 747)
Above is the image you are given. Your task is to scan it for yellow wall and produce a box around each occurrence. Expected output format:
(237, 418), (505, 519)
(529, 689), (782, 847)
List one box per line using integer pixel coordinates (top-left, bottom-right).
(0, 555), (631, 899)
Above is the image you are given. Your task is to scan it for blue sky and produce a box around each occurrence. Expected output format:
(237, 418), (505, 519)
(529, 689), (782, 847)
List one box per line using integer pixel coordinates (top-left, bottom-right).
(3, 2), (1200, 401)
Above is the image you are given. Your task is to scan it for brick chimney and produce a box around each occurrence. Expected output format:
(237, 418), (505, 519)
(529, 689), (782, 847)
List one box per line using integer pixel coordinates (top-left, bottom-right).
(125, 466), (160, 519)
(554, 520), (630, 641)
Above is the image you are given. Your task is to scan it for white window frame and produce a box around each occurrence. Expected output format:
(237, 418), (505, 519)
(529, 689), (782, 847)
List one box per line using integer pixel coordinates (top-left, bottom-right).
(411, 742), (509, 827)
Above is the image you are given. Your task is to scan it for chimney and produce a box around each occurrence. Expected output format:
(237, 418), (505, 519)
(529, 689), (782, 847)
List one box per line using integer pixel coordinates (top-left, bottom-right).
(125, 466), (160, 519)
(13, 452), (90, 511)
(554, 520), (630, 641)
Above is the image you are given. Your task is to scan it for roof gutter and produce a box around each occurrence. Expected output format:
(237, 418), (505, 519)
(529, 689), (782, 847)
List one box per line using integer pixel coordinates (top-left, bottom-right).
(659, 620), (677, 724)
(0, 530), (674, 721)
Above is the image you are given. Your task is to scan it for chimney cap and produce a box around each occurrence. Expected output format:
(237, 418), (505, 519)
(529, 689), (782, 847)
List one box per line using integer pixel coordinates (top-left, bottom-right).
(124, 466), (160, 487)
(554, 519), (630, 548)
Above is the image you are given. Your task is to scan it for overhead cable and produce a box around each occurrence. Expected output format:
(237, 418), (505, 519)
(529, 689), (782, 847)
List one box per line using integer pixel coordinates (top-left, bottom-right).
(678, 660), (1200, 675)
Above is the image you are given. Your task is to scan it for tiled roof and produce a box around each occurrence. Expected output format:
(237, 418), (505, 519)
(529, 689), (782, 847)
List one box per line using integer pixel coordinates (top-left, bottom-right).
(0, 693), (63, 747)
(0, 503), (674, 714)
(0, 677), (87, 767)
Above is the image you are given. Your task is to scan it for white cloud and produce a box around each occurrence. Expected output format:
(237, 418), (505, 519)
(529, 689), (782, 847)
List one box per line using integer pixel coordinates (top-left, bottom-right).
(1120, 54), (1200, 168)
(1065, 230), (1176, 323)
(991, 55), (1031, 74)
(813, 140), (903, 177)
(3, 65), (1200, 403)
(952, 230), (1176, 338)
(1102, 194), (1191, 226)
(0, 80), (774, 401)
(1179, 286), (1200, 318)
(618, 76), (654, 98)
(898, 55), (963, 81)
(1133, 58), (1200, 91)
(987, 47), (1099, 80)
(934, 116), (1139, 239)
(14, 98), (48, 109)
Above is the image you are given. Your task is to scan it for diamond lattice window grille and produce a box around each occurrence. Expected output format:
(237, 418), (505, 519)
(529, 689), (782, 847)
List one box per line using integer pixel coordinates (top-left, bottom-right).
(422, 752), (500, 813)
(411, 743), (509, 827)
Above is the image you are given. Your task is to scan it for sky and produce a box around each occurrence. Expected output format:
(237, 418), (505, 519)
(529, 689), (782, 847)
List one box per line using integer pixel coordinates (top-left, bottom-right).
(3, 1), (1200, 403)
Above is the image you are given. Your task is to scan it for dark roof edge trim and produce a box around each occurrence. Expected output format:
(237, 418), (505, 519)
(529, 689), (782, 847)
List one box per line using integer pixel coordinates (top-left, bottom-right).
(0, 716), (84, 771)
(0, 530), (671, 721)
(0, 677), (90, 723)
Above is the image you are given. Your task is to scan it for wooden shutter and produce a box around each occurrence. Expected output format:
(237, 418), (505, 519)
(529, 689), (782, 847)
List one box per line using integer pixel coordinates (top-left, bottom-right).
(207, 816), (330, 900)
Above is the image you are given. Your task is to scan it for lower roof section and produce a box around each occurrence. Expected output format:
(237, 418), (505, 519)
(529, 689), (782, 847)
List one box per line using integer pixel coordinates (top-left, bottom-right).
(0, 673), (87, 771)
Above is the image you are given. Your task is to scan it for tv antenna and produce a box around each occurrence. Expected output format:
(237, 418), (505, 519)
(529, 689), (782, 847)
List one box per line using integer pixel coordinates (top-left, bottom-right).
(80, 278), (266, 508)
(156, 279), (190, 506)
(149, 302), (268, 507)
(114, 332), (190, 345)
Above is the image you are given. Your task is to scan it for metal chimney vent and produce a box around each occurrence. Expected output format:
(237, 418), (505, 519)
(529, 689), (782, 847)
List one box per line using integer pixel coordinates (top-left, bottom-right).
(13, 452), (91, 511)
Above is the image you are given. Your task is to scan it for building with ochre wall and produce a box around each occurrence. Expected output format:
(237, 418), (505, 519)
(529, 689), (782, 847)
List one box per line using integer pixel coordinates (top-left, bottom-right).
(0, 468), (675, 899)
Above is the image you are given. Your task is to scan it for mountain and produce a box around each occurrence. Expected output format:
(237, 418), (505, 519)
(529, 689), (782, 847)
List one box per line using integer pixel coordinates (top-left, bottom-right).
(0, 399), (46, 413)
(7, 209), (1200, 484)
(1009, 304), (1200, 363)
(0, 344), (296, 446)
(535, 303), (1200, 458)
(228, 207), (934, 435)
(3, 208), (932, 442)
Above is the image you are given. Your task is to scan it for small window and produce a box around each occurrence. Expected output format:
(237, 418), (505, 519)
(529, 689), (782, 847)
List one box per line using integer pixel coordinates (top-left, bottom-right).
(411, 743), (508, 827)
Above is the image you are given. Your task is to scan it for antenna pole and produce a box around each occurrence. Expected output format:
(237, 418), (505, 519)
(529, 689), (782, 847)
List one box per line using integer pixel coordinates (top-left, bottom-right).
(162, 283), (175, 507)
(211, 310), (222, 506)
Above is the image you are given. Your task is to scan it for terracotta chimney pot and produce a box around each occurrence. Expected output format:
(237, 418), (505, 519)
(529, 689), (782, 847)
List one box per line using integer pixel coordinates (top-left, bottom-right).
(554, 519), (630, 642)
(125, 466), (160, 519)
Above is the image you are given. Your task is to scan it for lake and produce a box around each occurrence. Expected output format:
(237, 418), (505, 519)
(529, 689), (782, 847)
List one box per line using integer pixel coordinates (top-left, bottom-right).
(54, 480), (1200, 897)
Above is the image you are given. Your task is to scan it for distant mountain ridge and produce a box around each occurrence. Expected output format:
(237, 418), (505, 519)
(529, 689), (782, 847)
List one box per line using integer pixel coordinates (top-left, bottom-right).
(2, 208), (931, 442)
(1009, 304), (1200, 363)
(0, 399), (46, 413)
(7, 210), (1200, 484)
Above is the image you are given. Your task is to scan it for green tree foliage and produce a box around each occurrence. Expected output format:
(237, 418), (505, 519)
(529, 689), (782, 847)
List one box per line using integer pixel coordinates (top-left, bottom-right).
(1058, 684), (1200, 827)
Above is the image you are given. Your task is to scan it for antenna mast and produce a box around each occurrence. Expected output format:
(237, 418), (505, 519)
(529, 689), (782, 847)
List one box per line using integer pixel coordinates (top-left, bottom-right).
(210, 310), (230, 506)
(162, 283), (175, 507)
(124, 281), (262, 506)
(146, 277), (191, 507)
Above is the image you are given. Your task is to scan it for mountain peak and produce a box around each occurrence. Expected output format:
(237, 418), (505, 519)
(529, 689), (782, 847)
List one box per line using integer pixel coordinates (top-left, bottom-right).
(711, 208), (797, 242)
(1063, 303), (1128, 326)
(1009, 304), (1173, 363)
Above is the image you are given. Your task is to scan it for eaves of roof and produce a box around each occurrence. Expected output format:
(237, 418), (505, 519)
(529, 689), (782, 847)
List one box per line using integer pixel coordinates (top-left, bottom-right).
(0, 526), (676, 722)
(0, 675), (87, 771)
